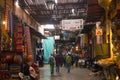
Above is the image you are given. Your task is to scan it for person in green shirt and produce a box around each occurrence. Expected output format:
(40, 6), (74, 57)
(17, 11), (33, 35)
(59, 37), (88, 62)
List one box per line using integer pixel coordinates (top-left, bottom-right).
(49, 54), (55, 75)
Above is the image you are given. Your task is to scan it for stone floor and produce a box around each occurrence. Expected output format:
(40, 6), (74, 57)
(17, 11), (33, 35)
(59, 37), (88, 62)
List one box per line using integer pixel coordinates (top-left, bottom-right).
(39, 65), (103, 80)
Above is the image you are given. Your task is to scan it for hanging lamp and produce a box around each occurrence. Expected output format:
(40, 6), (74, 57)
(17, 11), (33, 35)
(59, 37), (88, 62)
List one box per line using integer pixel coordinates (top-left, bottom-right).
(46, 0), (55, 10)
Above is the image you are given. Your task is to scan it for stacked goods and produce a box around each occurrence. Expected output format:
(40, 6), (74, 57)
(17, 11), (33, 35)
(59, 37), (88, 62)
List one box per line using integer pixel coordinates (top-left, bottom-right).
(13, 54), (22, 65)
(14, 24), (23, 52)
(9, 65), (21, 80)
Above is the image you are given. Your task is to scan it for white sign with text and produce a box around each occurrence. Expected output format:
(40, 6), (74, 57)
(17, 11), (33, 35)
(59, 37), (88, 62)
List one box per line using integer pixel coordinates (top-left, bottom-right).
(62, 19), (83, 31)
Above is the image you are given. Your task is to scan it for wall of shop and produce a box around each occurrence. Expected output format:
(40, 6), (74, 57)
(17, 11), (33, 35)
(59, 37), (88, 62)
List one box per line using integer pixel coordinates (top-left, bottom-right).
(0, 1), (43, 79)
(14, 2), (38, 30)
(0, 0), (13, 9)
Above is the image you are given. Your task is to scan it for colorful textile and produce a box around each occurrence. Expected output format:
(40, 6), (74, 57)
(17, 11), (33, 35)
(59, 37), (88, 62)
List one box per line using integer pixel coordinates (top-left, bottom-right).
(43, 37), (54, 63)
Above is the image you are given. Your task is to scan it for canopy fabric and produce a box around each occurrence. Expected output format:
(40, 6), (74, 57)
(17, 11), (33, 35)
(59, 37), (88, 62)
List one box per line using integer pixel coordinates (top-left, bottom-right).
(43, 37), (55, 63)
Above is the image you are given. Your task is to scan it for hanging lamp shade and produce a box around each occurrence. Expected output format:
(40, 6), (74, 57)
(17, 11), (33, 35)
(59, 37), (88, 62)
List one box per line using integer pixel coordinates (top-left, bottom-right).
(46, 0), (55, 10)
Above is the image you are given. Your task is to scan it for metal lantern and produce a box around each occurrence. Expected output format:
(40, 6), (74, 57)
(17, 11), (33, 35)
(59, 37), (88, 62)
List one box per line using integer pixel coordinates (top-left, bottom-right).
(46, 0), (55, 10)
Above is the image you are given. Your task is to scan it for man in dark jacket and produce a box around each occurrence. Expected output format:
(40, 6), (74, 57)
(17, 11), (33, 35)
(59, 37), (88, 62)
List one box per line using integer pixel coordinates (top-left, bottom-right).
(55, 54), (62, 73)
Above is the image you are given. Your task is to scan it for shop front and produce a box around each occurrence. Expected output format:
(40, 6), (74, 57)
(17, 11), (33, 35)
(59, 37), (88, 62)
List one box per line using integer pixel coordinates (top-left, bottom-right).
(30, 27), (46, 66)
(90, 0), (120, 79)
(0, 0), (42, 79)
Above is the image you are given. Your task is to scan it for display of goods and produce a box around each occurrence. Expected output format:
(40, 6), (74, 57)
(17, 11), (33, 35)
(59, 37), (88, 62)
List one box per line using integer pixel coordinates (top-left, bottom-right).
(5, 54), (13, 64)
(14, 24), (23, 52)
(1, 64), (6, 70)
(9, 65), (21, 74)
(24, 27), (32, 55)
(0, 71), (10, 79)
(26, 55), (33, 62)
(13, 54), (22, 65)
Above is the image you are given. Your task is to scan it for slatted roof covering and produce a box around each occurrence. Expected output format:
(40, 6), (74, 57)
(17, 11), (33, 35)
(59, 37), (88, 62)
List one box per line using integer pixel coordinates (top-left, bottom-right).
(18, 0), (104, 24)
(25, 0), (44, 5)
(57, 0), (79, 3)
(26, 0), (81, 4)
(87, 0), (104, 22)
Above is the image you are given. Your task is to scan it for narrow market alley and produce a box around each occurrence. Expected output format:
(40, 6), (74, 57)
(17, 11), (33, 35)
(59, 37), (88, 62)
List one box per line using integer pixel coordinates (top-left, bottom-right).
(0, 0), (120, 80)
(39, 65), (103, 80)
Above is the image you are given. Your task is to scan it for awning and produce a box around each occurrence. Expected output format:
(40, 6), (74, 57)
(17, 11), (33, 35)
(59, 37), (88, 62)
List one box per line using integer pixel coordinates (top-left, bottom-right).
(30, 27), (47, 39)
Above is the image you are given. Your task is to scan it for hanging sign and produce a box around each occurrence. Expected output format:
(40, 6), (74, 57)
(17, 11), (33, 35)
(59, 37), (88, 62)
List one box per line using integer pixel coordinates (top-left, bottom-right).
(96, 28), (103, 36)
(62, 19), (83, 31)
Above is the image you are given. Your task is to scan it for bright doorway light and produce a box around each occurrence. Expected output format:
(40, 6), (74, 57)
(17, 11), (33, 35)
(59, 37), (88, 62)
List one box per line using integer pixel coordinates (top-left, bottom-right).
(44, 24), (55, 29)
(55, 0), (57, 3)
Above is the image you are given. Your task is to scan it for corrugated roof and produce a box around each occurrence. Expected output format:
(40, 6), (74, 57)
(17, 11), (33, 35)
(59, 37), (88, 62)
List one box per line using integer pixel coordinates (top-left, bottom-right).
(19, 0), (104, 24)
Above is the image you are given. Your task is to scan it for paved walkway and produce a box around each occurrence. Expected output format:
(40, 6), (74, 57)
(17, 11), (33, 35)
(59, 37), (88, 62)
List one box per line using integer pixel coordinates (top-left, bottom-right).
(39, 65), (103, 80)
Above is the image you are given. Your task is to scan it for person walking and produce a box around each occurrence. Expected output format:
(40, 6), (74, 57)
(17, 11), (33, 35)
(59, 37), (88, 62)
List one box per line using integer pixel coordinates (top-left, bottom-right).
(48, 54), (55, 75)
(55, 54), (61, 73)
(75, 54), (80, 67)
(65, 53), (72, 73)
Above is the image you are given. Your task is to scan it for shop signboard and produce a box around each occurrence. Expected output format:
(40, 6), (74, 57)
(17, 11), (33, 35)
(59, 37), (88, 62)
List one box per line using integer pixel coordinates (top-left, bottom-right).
(96, 28), (103, 36)
(62, 19), (83, 31)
